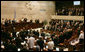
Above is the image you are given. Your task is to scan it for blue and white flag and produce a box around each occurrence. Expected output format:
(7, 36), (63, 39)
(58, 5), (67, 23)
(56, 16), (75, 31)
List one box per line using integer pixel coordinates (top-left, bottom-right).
(14, 9), (16, 20)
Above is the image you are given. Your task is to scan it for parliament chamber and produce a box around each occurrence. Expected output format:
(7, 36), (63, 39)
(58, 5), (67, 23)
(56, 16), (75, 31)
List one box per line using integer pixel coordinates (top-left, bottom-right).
(1, 1), (84, 51)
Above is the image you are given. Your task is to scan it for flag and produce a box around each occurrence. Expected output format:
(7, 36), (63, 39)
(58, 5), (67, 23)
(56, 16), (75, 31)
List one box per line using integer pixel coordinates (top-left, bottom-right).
(14, 9), (16, 20)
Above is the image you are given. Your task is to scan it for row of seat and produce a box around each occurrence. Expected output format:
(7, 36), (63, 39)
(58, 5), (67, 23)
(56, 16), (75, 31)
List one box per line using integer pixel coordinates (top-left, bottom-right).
(1, 22), (43, 32)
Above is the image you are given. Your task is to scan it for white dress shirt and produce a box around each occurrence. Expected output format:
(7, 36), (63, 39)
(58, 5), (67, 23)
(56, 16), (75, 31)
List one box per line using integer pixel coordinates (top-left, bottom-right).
(47, 41), (54, 50)
(28, 37), (35, 48)
(79, 33), (84, 39)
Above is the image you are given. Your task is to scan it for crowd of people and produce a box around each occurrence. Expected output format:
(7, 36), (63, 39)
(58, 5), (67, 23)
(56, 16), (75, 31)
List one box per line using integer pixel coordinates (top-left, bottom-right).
(1, 19), (84, 51)
(1, 27), (55, 51)
(56, 7), (84, 16)
(1, 18), (40, 27)
(45, 19), (84, 51)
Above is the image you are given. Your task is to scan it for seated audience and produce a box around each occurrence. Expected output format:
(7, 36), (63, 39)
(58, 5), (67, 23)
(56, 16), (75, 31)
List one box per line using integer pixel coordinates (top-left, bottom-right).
(1, 19), (84, 51)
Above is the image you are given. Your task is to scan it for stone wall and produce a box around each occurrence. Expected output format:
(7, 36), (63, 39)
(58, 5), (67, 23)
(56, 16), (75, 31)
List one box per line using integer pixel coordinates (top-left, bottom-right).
(1, 1), (55, 23)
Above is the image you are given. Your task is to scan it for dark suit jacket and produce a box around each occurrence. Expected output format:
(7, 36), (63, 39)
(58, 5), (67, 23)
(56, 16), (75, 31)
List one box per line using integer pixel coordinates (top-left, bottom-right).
(37, 40), (44, 49)
(41, 32), (45, 37)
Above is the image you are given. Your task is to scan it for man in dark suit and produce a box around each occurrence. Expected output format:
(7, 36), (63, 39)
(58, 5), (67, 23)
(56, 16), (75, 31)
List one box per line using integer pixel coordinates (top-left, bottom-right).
(12, 27), (16, 37)
(59, 32), (64, 43)
(15, 37), (22, 48)
(35, 19), (39, 24)
(67, 30), (73, 39)
(30, 20), (33, 23)
(1, 30), (6, 39)
(51, 32), (55, 40)
(4, 19), (9, 27)
(8, 19), (11, 24)
(24, 18), (27, 22)
(53, 36), (59, 46)
(5, 31), (10, 40)
(62, 31), (67, 40)
(3, 39), (11, 51)
(22, 28), (28, 38)
(33, 30), (36, 35)
(37, 37), (44, 51)
(35, 30), (39, 37)
(63, 22), (66, 28)
(41, 31), (45, 37)
(7, 43), (17, 51)
(19, 29), (25, 40)
(77, 27), (81, 36)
